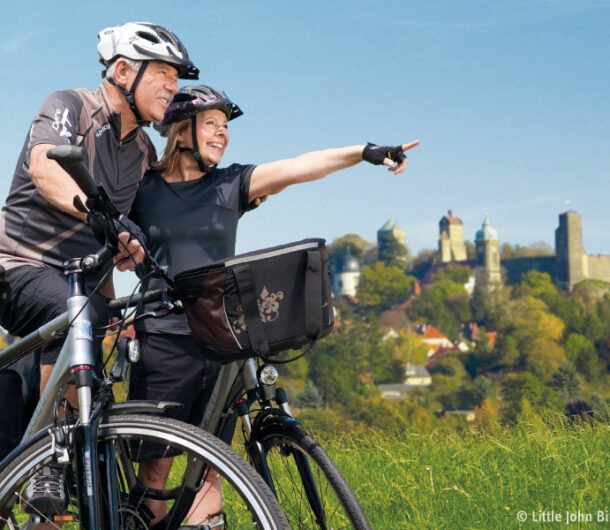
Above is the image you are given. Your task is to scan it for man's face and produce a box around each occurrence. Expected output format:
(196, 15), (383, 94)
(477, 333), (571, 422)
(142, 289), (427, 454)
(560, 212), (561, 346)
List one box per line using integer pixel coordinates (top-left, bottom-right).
(132, 61), (180, 122)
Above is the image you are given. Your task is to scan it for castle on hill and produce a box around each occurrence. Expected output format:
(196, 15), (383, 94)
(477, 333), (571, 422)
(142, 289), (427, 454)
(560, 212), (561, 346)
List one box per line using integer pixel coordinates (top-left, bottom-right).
(331, 209), (610, 296)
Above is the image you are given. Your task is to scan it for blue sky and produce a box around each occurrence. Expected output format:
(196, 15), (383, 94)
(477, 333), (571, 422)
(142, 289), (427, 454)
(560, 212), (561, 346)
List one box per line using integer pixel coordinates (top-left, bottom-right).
(1, 1), (609, 295)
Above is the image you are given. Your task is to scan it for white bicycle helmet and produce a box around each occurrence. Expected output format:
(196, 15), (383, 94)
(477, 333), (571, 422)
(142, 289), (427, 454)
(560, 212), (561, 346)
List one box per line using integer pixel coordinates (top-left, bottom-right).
(97, 22), (198, 125)
(97, 22), (199, 80)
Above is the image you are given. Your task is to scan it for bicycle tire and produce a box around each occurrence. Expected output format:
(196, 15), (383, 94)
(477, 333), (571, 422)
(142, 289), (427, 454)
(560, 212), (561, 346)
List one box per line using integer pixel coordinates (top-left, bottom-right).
(248, 416), (372, 529)
(0, 413), (289, 530)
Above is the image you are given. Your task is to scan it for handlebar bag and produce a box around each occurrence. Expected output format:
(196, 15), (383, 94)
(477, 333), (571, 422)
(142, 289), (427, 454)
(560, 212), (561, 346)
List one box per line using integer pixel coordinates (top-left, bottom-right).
(173, 239), (334, 362)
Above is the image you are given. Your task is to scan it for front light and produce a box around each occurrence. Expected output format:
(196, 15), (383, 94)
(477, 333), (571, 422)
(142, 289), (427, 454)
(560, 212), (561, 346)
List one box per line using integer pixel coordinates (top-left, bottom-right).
(259, 364), (278, 386)
(127, 339), (140, 363)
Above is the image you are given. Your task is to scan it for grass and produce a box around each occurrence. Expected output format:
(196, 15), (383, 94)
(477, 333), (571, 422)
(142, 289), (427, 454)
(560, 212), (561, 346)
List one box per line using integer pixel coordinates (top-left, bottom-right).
(316, 417), (610, 529)
(110, 375), (610, 528)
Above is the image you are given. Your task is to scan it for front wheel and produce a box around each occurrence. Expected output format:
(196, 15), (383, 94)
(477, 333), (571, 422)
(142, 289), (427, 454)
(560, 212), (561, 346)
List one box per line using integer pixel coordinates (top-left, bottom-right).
(0, 413), (289, 530)
(248, 415), (372, 529)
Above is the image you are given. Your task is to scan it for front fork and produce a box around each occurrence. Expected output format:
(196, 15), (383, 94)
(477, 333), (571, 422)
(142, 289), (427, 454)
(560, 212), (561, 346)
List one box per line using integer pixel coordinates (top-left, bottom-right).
(72, 402), (105, 529)
(235, 359), (298, 497)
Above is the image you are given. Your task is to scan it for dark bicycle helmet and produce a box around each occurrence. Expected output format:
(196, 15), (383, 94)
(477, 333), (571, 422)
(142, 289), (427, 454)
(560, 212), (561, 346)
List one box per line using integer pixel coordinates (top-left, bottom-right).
(155, 85), (243, 172)
(158, 85), (243, 129)
(97, 22), (199, 125)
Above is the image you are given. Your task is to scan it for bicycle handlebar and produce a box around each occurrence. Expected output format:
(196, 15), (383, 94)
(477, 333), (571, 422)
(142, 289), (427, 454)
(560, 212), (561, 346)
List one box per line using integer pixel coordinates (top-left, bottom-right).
(108, 288), (177, 311)
(47, 145), (100, 199)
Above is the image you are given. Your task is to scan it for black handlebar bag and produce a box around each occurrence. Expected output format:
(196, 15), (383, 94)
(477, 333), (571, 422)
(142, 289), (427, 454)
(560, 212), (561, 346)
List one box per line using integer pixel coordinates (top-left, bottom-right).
(174, 239), (334, 362)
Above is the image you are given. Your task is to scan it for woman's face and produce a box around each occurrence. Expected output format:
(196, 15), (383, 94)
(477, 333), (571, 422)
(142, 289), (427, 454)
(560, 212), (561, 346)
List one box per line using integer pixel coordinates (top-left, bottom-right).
(185, 108), (230, 167)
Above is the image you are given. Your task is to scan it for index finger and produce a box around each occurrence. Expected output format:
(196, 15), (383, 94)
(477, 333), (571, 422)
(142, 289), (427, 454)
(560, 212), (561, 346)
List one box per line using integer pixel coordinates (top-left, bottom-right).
(401, 140), (420, 152)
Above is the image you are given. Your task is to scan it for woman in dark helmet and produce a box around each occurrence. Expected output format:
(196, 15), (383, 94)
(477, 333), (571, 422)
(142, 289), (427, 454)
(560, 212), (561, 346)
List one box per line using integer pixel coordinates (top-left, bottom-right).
(128, 84), (419, 526)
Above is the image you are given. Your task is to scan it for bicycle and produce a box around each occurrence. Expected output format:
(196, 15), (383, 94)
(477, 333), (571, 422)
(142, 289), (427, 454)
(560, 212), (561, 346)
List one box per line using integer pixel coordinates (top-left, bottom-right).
(111, 264), (372, 528)
(0, 145), (290, 530)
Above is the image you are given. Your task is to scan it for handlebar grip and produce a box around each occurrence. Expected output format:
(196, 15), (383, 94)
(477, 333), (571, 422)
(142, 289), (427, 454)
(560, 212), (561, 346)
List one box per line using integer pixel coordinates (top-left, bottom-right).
(46, 145), (100, 200)
(108, 288), (176, 311)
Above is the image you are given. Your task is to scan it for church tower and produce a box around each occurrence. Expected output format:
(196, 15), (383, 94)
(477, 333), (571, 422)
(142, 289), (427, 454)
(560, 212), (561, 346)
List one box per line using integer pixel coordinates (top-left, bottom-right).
(439, 210), (467, 263)
(474, 216), (502, 288)
(331, 253), (361, 297)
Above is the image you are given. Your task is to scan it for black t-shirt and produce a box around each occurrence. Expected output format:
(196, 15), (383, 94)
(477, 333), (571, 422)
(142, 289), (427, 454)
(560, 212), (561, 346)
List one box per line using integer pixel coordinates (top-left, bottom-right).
(131, 164), (257, 333)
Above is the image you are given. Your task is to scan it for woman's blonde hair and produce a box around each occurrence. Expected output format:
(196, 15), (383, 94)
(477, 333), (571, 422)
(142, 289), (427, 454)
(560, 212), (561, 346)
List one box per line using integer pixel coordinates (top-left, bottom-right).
(154, 118), (191, 175)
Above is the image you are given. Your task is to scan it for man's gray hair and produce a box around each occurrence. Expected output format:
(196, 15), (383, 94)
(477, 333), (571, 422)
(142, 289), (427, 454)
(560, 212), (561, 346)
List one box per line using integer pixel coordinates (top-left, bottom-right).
(104, 57), (142, 80)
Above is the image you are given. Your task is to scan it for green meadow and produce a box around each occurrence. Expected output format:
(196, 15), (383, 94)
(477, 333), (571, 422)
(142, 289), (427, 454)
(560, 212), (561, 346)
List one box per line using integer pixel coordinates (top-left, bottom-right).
(318, 415), (610, 529)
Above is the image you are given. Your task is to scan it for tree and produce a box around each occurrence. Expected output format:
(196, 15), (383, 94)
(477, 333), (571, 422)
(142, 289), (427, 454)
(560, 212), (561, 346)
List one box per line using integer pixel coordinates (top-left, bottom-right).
(310, 316), (392, 406)
(453, 376), (492, 409)
(563, 333), (598, 379)
(327, 234), (371, 264)
(433, 264), (472, 285)
(500, 241), (553, 259)
(294, 380), (324, 409)
(390, 329), (429, 366)
(494, 295), (566, 377)
(406, 264), (472, 340)
(378, 236), (408, 268)
(572, 279), (610, 307)
(409, 248), (437, 279)
(515, 271), (566, 315)
(357, 262), (415, 312)
(500, 372), (559, 424)
(550, 362), (580, 399)
(429, 356), (468, 410)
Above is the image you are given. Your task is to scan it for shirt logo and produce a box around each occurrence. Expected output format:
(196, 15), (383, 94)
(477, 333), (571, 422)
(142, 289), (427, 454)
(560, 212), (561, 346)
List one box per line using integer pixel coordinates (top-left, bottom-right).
(52, 108), (72, 138)
(95, 123), (112, 138)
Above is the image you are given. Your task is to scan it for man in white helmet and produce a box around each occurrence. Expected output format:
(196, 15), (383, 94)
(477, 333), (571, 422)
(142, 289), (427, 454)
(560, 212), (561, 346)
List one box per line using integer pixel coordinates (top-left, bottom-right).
(0, 22), (198, 518)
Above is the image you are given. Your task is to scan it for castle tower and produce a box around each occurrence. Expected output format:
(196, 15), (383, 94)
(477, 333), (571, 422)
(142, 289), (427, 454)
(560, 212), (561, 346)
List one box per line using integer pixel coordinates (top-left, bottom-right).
(475, 216), (502, 288)
(377, 218), (407, 265)
(439, 210), (467, 263)
(331, 253), (361, 297)
(555, 210), (586, 290)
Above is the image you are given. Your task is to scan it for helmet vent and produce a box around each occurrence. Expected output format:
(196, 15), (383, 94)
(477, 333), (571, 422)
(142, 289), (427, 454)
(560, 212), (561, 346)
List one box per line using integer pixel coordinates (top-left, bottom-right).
(136, 30), (160, 44)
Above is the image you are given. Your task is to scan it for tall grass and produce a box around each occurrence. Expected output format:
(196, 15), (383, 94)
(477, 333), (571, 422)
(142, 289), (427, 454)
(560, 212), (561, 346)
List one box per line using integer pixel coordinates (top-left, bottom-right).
(316, 414), (610, 529)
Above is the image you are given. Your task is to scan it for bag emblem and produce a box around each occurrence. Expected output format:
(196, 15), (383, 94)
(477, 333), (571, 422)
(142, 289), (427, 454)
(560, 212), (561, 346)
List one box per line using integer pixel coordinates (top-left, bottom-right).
(232, 286), (284, 334)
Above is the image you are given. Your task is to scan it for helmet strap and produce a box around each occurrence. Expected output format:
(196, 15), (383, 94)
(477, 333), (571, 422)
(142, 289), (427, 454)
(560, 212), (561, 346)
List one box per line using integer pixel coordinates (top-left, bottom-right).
(107, 60), (150, 126)
(190, 115), (209, 173)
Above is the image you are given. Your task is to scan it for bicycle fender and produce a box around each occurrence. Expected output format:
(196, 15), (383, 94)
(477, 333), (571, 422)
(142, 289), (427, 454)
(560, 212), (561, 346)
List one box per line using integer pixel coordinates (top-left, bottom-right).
(104, 400), (184, 416)
(251, 408), (302, 437)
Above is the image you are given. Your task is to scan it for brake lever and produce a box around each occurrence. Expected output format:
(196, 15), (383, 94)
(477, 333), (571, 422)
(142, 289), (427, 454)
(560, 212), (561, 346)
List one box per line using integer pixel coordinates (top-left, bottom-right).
(132, 292), (184, 321)
(86, 185), (120, 219)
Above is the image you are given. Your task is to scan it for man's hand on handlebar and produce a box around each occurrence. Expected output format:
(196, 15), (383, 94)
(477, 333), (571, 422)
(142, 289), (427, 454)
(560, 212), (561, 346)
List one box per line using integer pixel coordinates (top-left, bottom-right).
(114, 232), (145, 271)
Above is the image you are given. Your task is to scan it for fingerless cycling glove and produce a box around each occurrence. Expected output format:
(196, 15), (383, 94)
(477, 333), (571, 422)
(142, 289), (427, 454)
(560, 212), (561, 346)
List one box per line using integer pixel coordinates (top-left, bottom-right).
(362, 142), (406, 165)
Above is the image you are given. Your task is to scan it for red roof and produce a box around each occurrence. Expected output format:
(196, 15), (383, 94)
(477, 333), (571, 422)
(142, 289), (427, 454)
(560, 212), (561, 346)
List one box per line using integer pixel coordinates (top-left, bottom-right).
(421, 324), (447, 340)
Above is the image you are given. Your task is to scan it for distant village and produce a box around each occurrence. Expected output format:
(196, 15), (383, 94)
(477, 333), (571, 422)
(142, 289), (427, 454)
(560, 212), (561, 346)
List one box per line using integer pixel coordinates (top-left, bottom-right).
(330, 209), (610, 413)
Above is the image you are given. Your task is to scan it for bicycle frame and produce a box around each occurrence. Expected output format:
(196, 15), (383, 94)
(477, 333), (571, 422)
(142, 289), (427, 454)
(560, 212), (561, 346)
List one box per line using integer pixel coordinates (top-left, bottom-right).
(0, 260), (105, 529)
